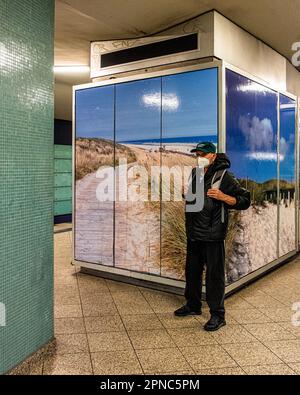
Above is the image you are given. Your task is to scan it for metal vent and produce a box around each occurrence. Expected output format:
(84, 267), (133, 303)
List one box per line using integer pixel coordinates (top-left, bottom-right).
(100, 33), (198, 68)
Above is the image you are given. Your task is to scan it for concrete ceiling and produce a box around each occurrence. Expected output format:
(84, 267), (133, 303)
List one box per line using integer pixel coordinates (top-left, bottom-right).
(54, 0), (300, 120)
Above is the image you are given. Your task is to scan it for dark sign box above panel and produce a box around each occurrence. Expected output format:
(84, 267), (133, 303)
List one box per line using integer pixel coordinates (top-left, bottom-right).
(100, 34), (198, 68)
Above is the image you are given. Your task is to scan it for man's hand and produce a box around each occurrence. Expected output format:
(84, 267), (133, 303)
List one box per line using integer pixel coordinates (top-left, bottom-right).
(207, 189), (237, 206)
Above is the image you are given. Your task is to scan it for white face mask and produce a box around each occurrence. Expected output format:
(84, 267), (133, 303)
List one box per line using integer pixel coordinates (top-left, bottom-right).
(197, 157), (210, 168)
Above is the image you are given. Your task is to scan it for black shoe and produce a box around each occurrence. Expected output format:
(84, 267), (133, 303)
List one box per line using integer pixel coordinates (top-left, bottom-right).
(174, 305), (202, 317)
(204, 316), (226, 331)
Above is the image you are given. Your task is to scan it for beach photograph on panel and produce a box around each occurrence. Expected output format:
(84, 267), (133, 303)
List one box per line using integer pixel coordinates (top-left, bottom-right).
(74, 67), (296, 286)
(160, 68), (218, 279)
(114, 77), (162, 274)
(74, 68), (219, 280)
(225, 70), (296, 284)
(75, 85), (115, 266)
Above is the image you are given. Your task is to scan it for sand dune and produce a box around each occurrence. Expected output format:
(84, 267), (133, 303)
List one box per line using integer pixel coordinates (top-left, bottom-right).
(226, 200), (296, 283)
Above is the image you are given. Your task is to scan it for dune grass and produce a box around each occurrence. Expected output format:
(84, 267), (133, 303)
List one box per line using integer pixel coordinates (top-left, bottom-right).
(76, 137), (136, 180)
(161, 201), (187, 279)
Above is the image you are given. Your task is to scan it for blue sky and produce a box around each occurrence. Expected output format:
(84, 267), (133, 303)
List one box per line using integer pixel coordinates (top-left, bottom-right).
(76, 68), (295, 185)
(279, 94), (296, 184)
(76, 85), (114, 140)
(76, 68), (218, 143)
(226, 70), (296, 184)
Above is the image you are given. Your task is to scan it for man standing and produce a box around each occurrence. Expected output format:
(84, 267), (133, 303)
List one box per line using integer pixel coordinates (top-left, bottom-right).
(174, 142), (251, 331)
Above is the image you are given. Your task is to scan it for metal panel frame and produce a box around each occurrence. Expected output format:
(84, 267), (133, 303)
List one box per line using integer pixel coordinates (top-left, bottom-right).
(72, 58), (299, 295)
(294, 96), (299, 252)
(223, 61), (299, 294)
(72, 59), (222, 291)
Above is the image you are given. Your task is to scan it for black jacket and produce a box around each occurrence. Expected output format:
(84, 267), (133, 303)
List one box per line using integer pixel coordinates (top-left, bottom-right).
(185, 154), (251, 242)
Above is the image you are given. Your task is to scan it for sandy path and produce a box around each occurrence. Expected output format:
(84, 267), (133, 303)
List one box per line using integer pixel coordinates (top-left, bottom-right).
(75, 168), (114, 265)
(75, 152), (161, 273)
(75, 145), (196, 275)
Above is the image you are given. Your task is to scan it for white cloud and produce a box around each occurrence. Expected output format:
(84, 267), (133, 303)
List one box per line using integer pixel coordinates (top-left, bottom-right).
(280, 103), (296, 110)
(239, 116), (289, 162)
(280, 137), (289, 159)
(239, 115), (290, 161)
(142, 92), (179, 111)
(238, 115), (274, 151)
(246, 152), (285, 162)
(237, 84), (269, 94)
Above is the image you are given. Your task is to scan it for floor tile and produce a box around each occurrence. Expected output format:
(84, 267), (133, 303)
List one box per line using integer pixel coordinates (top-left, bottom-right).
(210, 324), (257, 344)
(79, 286), (111, 298)
(112, 292), (148, 304)
(77, 274), (109, 292)
(278, 322), (300, 338)
(196, 367), (246, 375)
(122, 313), (164, 331)
(54, 292), (81, 305)
(91, 350), (143, 375)
(136, 348), (191, 374)
(55, 276), (78, 287)
(82, 302), (118, 317)
(151, 370), (195, 375)
(242, 295), (285, 308)
(8, 354), (44, 375)
(43, 353), (93, 375)
(242, 364), (296, 375)
(113, 294), (154, 315)
(237, 289), (266, 299)
(55, 284), (79, 294)
(80, 292), (114, 306)
(85, 315), (124, 333)
(128, 329), (176, 350)
(225, 296), (255, 310)
(228, 309), (272, 324)
(55, 333), (89, 354)
(54, 317), (85, 334)
(157, 313), (200, 329)
(77, 273), (107, 284)
(180, 345), (237, 370)
(87, 331), (132, 352)
(264, 340), (300, 363)
(54, 304), (83, 318)
(223, 342), (282, 366)
(34, 231), (300, 377)
(258, 307), (294, 323)
(288, 362), (300, 374)
(167, 327), (217, 347)
(141, 290), (184, 314)
(106, 280), (141, 294)
(243, 323), (297, 342)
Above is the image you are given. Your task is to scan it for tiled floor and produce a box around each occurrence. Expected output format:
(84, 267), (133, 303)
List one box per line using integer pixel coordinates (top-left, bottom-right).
(11, 229), (300, 375)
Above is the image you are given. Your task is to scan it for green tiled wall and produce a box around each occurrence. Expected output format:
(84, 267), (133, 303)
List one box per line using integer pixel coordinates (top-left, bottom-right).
(54, 145), (72, 216)
(0, 0), (54, 374)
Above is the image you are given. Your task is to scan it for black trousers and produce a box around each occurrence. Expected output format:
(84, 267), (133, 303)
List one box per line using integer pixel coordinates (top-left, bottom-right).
(184, 239), (225, 319)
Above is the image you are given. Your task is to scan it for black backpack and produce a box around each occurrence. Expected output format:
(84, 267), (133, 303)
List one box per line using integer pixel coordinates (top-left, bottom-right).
(211, 169), (227, 223)
(185, 168), (227, 222)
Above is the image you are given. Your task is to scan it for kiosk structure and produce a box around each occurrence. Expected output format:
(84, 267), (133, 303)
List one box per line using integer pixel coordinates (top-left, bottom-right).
(72, 11), (300, 294)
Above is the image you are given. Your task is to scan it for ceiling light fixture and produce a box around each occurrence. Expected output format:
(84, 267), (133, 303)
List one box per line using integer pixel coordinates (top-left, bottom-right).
(53, 65), (90, 73)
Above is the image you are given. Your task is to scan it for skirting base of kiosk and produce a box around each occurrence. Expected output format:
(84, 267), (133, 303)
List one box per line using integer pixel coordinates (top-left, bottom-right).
(80, 266), (185, 296)
(73, 249), (299, 298)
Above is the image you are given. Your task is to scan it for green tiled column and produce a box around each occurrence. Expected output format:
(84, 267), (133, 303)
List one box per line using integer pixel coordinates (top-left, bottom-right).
(0, 0), (54, 374)
(54, 145), (72, 216)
